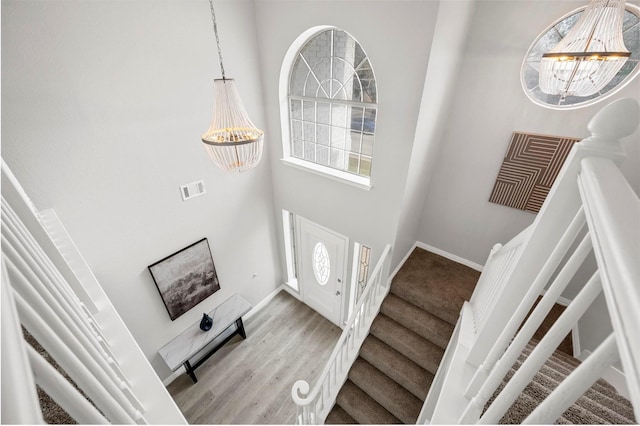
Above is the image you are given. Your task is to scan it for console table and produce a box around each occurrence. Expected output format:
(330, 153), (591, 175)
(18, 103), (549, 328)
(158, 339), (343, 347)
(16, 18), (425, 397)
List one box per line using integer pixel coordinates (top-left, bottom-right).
(159, 293), (252, 383)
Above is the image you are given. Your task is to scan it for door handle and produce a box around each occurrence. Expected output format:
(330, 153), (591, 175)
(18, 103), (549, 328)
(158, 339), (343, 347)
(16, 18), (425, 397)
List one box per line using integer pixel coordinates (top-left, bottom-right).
(336, 290), (341, 296)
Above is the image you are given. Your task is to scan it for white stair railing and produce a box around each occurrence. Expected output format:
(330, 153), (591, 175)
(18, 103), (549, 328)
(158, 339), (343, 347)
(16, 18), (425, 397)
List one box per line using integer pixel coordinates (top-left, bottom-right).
(291, 244), (392, 424)
(422, 97), (640, 424)
(1, 160), (187, 424)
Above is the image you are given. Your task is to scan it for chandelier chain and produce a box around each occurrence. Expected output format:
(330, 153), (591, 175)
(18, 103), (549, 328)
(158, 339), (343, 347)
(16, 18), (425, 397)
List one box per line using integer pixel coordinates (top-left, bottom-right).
(208, 0), (226, 80)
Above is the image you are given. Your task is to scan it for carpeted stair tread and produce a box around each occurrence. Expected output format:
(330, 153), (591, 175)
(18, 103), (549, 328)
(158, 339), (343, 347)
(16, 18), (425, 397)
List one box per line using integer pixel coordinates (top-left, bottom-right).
(325, 405), (357, 424)
(520, 346), (627, 403)
(359, 335), (433, 400)
(349, 358), (423, 424)
(389, 248), (478, 326)
(511, 356), (636, 420)
(370, 313), (444, 374)
(336, 380), (401, 424)
(487, 344), (637, 424)
(380, 293), (454, 349)
(496, 391), (570, 424)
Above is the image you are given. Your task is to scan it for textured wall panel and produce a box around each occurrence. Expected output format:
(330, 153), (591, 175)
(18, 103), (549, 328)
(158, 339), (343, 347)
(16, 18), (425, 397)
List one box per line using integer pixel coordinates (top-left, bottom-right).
(489, 132), (580, 213)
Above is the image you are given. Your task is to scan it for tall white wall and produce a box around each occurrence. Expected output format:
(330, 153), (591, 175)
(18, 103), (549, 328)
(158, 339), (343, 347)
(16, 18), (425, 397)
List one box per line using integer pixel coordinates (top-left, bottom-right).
(418, 0), (640, 266)
(254, 0), (440, 275)
(393, 0), (476, 267)
(1, 0), (280, 381)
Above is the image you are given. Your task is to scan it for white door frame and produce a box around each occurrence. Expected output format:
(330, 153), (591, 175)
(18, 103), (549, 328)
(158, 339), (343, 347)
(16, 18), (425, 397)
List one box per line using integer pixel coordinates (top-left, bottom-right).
(295, 216), (349, 327)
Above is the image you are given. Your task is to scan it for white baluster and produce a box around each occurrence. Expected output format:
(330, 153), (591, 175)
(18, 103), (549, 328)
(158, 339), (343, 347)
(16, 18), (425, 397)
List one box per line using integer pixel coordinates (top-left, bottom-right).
(12, 286), (136, 424)
(465, 208), (587, 398)
(1, 259), (43, 425)
(478, 272), (602, 424)
(26, 344), (109, 424)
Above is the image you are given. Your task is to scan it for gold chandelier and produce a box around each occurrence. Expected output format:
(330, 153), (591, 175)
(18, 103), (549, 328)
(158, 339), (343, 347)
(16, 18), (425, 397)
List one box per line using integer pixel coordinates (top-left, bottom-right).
(539, 0), (630, 100)
(201, 0), (264, 173)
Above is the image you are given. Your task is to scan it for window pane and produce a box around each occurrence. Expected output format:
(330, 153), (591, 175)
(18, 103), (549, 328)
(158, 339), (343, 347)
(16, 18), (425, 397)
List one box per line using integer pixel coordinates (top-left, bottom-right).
(304, 142), (315, 161)
(331, 127), (347, 149)
(348, 131), (362, 154)
(347, 154), (359, 174)
(303, 100), (315, 121)
(317, 124), (330, 146)
(360, 156), (372, 177)
(290, 57), (308, 96)
(303, 122), (315, 142)
(361, 133), (374, 156)
(330, 148), (345, 169)
(317, 102), (331, 124)
(332, 104), (348, 128)
(357, 64), (376, 103)
(290, 99), (302, 120)
(364, 108), (376, 133)
(292, 139), (303, 158)
(350, 106), (364, 131)
(292, 120), (303, 140)
(316, 145), (330, 166)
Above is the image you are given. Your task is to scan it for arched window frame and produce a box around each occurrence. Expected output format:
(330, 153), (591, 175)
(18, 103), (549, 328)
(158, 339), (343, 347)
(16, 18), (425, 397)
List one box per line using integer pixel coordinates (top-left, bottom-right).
(279, 26), (377, 190)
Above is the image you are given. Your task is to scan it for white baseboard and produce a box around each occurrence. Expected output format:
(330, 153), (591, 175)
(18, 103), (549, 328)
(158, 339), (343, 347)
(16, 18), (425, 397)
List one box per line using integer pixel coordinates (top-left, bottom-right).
(282, 284), (303, 301)
(415, 241), (484, 272)
(576, 349), (630, 399)
(162, 285), (285, 387)
(244, 284), (285, 321)
(539, 288), (572, 307)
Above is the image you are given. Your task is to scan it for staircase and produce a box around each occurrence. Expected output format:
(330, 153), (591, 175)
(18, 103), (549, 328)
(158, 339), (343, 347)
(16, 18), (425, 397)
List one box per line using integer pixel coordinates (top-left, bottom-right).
(326, 248), (479, 424)
(325, 248), (636, 425)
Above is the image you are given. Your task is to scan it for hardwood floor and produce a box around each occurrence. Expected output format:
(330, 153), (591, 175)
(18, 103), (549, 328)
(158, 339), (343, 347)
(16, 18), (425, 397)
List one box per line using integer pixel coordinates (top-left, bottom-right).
(166, 290), (341, 424)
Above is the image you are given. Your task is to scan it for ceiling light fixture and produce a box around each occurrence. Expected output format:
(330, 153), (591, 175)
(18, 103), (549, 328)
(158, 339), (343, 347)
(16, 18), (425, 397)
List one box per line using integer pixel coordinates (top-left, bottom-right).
(201, 0), (264, 173)
(539, 0), (630, 101)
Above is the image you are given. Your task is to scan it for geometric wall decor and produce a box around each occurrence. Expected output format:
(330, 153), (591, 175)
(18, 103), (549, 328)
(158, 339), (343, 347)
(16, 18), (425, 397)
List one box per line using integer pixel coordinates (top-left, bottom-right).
(488, 132), (581, 213)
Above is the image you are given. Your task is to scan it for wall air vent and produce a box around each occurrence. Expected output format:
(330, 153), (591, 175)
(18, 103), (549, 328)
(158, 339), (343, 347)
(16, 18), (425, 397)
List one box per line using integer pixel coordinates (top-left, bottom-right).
(180, 180), (206, 201)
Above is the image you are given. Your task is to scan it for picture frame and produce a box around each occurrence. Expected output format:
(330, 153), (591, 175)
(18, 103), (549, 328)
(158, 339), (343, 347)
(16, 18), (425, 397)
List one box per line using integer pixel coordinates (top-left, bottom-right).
(148, 238), (220, 321)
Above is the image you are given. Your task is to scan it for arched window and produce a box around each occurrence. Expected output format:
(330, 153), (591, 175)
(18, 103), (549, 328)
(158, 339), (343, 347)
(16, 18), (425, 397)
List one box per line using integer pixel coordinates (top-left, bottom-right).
(285, 28), (377, 185)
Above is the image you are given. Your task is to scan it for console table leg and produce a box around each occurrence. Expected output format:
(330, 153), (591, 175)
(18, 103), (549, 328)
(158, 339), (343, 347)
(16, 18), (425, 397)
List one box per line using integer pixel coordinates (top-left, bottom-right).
(236, 318), (247, 339)
(184, 361), (198, 383)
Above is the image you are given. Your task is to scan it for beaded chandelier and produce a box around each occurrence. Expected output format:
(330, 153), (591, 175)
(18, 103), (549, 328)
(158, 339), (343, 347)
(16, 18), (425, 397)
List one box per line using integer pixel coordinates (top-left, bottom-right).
(539, 0), (630, 100)
(201, 0), (264, 172)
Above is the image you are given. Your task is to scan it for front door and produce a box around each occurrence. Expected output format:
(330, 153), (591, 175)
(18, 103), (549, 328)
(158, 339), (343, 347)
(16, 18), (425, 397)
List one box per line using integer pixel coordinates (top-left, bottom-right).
(297, 217), (348, 327)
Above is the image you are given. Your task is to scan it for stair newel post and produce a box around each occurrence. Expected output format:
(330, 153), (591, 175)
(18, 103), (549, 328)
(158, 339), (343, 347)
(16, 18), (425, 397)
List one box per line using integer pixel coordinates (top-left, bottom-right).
(465, 98), (634, 371)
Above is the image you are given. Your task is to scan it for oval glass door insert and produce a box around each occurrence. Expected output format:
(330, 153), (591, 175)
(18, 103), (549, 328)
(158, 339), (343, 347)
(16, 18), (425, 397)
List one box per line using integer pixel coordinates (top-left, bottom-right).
(312, 242), (330, 285)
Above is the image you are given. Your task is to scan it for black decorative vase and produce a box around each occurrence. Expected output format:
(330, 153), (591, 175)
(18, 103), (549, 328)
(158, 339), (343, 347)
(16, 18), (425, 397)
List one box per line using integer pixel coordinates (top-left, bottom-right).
(200, 313), (213, 331)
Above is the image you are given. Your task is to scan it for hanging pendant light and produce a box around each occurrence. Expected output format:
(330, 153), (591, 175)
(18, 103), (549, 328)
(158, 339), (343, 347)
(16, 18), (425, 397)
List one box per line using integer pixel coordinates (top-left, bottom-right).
(201, 0), (264, 173)
(539, 0), (630, 100)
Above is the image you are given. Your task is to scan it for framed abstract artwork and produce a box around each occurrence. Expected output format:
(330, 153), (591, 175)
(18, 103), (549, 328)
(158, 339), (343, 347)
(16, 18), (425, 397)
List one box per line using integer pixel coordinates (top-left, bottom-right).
(148, 238), (220, 320)
(489, 132), (580, 213)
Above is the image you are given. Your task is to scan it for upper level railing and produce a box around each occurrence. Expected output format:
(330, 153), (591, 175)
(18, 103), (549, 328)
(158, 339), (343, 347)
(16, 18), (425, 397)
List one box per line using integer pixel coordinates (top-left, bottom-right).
(422, 97), (640, 424)
(1, 160), (187, 424)
(291, 244), (392, 424)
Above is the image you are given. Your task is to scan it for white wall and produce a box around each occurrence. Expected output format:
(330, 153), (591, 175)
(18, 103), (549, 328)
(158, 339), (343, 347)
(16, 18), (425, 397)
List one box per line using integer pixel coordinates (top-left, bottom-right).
(1, 0), (280, 381)
(392, 0), (476, 268)
(418, 0), (640, 266)
(254, 0), (440, 277)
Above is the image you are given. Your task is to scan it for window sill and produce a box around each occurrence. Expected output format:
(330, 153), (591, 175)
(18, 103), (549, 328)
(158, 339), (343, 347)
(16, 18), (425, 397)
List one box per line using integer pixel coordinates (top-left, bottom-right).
(281, 157), (372, 191)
